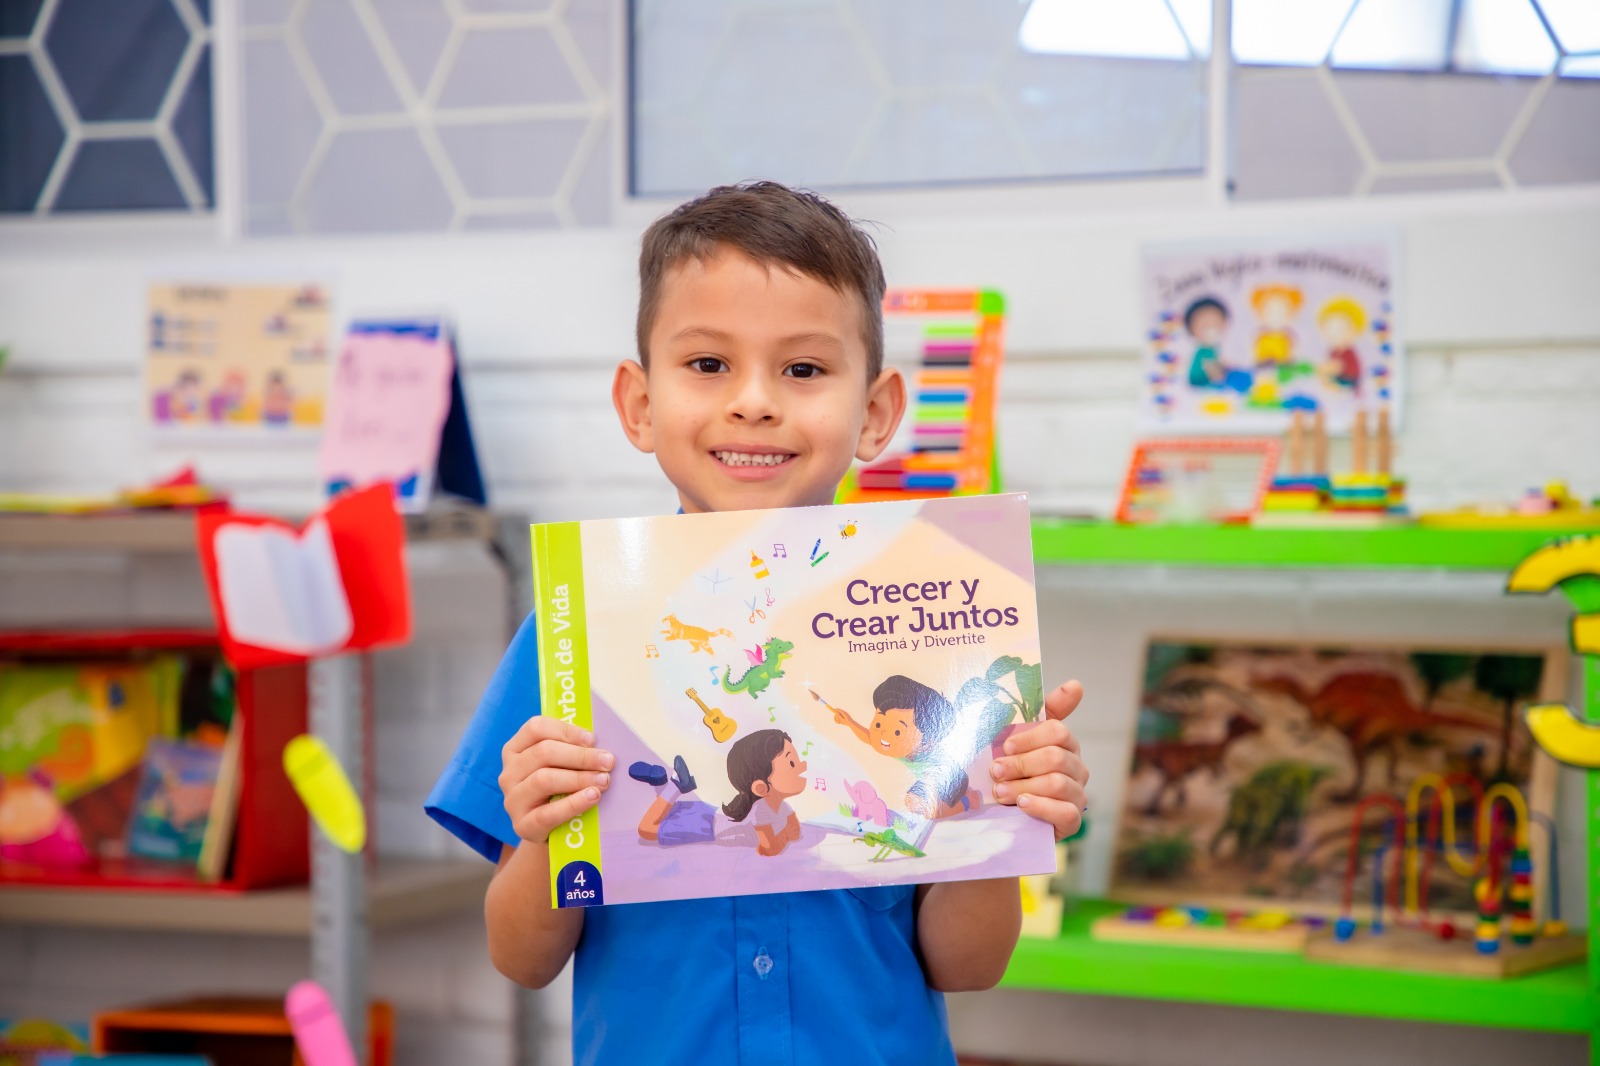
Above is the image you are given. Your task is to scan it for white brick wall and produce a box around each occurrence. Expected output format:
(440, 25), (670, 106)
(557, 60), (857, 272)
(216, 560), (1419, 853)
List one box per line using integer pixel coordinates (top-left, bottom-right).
(1, 188), (1597, 1066)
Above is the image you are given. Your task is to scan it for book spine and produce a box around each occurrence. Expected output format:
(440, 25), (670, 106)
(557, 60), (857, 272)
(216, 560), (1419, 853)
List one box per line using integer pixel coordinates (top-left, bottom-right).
(532, 522), (606, 908)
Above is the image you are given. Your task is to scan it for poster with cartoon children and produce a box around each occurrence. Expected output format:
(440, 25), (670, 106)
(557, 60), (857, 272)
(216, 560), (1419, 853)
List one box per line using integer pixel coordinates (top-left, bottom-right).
(1140, 238), (1401, 433)
(535, 494), (1058, 908)
(146, 283), (331, 435)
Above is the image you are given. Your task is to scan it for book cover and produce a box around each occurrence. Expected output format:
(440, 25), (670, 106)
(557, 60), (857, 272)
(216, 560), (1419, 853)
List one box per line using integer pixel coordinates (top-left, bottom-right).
(125, 739), (224, 866)
(196, 716), (243, 882)
(535, 493), (1057, 908)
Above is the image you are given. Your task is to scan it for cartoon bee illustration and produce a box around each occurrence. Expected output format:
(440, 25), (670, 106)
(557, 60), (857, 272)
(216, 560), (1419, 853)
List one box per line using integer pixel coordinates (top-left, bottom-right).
(839, 520), (858, 539)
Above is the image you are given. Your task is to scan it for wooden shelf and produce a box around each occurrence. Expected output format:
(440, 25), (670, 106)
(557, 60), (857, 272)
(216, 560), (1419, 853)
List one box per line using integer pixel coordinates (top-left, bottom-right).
(0, 506), (505, 552)
(0, 858), (492, 937)
(1003, 901), (1592, 1035)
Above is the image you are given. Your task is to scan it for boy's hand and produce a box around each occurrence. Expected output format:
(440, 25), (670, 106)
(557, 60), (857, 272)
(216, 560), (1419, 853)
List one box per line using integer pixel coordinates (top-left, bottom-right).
(499, 718), (615, 844)
(988, 680), (1089, 840)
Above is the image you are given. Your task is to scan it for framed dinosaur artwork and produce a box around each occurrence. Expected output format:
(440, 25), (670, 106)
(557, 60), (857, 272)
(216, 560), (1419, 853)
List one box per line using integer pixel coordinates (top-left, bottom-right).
(1110, 638), (1563, 922)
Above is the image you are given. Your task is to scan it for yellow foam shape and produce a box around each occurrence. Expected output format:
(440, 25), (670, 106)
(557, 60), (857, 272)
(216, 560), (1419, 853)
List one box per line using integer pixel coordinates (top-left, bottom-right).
(1201, 400), (1233, 415)
(1506, 535), (1600, 593)
(1575, 614), (1600, 656)
(1526, 703), (1600, 769)
(283, 734), (367, 853)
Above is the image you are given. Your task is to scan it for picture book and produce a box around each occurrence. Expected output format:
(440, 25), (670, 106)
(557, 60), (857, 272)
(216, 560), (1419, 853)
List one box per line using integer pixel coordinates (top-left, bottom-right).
(126, 739), (225, 866)
(0, 660), (181, 868)
(534, 493), (1058, 908)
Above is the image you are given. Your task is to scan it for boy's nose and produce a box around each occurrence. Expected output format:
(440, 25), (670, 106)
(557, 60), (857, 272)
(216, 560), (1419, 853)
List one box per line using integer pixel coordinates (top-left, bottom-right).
(726, 371), (779, 422)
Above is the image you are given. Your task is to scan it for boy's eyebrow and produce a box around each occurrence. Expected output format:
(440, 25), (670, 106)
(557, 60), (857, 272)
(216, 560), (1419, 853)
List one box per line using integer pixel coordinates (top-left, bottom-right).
(667, 326), (845, 351)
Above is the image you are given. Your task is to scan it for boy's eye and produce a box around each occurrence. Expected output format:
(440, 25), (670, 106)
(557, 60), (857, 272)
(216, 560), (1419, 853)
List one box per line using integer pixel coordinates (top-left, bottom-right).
(785, 362), (821, 379)
(690, 356), (726, 374)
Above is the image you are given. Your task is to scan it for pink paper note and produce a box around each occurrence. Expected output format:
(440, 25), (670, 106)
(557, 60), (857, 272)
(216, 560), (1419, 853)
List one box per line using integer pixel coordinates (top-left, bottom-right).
(318, 330), (454, 510)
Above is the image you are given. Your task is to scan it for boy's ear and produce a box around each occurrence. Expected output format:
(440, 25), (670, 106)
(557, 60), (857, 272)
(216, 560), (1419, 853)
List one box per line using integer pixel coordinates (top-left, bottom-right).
(751, 779), (769, 798)
(855, 367), (907, 463)
(612, 359), (655, 454)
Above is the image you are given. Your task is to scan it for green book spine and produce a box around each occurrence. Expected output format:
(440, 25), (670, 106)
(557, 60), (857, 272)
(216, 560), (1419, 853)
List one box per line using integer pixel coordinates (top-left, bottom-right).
(532, 521), (605, 907)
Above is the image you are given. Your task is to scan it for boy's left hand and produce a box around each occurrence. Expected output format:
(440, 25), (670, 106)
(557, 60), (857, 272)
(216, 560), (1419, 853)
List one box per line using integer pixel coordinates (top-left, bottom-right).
(989, 680), (1089, 840)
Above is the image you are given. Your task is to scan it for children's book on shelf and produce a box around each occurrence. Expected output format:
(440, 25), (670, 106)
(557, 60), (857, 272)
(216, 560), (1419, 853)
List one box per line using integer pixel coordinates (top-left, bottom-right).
(534, 493), (1058, 908)
(126, 739), (225, 865)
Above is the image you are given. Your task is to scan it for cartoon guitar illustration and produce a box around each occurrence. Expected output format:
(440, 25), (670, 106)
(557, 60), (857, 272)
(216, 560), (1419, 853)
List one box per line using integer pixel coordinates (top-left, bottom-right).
(685, 687), (737, 743)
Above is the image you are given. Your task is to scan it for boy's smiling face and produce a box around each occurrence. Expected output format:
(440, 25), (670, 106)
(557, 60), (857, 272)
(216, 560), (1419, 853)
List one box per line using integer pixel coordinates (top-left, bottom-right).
(614, 246), (905, 514)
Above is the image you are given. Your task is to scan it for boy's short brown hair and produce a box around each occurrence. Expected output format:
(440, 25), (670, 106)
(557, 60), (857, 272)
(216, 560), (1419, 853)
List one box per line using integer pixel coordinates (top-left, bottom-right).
(636, 181), (886, 380)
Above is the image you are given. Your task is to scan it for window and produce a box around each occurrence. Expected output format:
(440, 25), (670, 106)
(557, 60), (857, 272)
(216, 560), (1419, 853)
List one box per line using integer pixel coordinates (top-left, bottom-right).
(0, 0), (213, 214)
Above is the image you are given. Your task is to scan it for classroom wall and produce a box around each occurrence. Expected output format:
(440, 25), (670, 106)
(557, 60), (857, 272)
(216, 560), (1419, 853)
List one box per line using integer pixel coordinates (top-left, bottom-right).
(1, 185), (1597, 1066)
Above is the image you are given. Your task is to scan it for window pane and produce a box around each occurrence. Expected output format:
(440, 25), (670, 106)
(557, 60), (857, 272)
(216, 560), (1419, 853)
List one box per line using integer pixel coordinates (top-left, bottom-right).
(631, 0), (1206, 196)
(1328, 0), (1453, 71)
(1535, 0), (1600, 54)
(1232, 0), (1356, 66)
(1018, 0), (1193, 60)
(1455, 0), (1558, 75)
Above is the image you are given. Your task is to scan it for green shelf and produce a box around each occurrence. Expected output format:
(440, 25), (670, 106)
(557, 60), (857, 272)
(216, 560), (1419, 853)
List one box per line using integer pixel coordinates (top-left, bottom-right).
(1031, 519), (1600, 571)
(1003, 901), (1593, 1034)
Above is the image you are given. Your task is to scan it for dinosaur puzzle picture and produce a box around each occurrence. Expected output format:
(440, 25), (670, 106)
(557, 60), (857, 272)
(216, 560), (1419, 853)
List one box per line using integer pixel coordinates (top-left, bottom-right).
(1113, 640), (1560, 916)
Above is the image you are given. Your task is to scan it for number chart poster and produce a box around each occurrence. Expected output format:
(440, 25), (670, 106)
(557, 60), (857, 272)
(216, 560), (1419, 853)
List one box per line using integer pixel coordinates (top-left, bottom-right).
(1140, 239), (1402, 434)
(146, 283), (332, 435)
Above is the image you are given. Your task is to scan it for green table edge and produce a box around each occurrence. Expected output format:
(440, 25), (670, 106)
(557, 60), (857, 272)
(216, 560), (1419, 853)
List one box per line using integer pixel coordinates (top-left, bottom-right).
(1031, 520), (1600, 570)
(1003, 901), (1593, 1034)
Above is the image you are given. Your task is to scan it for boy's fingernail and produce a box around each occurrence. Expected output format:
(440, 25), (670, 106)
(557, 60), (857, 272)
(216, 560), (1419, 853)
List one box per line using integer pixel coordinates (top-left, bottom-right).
(1017, 794), (1032, 808)
(586, 787), (600, 801)
(596, 772), (611, 789)
(993, 783), (1010, 799)
(579, 729), (595, 745)
(1003, 740), (1017, 755)
(598, 751), (615, 770)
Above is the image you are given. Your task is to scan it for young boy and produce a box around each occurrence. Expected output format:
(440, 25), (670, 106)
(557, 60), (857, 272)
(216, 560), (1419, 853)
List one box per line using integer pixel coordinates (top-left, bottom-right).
(424, 182), (1091, 1064)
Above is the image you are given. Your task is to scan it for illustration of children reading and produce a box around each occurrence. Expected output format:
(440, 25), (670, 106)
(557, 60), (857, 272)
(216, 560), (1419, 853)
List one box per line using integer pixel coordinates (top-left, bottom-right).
(628, 729), (807, 857)
(826, 674), (1018, 820)
(1183, 296), (1230, 389)
(165, 369), (204, 423)
(1317, 297), (1366, 395)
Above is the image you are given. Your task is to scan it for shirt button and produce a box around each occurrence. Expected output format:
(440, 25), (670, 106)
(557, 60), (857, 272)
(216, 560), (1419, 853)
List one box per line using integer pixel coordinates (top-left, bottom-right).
(752, 953), (774, 979)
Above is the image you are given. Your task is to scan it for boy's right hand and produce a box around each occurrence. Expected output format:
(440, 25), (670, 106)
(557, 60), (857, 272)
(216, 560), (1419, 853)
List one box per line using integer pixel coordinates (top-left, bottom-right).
(499, 718), (615, 843)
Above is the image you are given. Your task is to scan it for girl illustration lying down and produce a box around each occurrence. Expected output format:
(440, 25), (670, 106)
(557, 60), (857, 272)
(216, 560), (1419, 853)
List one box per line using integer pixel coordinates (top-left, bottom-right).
(629, 729), (807, 857)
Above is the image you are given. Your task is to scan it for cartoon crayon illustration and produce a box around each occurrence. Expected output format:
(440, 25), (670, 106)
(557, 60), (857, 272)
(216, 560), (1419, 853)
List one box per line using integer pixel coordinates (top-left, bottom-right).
(282, 734), (366, 853)
(285, 979), (358, 1066)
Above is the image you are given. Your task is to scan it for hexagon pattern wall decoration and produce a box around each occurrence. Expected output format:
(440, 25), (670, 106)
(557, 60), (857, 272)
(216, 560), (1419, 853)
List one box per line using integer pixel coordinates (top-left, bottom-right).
(0, 0), (213, 213)
(1231, 0), (1600, 198)
(240, 0), (613, 234)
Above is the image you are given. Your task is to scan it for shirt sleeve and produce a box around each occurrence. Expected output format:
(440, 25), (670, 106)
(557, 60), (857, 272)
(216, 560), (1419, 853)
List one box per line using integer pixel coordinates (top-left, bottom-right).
(424, 610), (542, 863)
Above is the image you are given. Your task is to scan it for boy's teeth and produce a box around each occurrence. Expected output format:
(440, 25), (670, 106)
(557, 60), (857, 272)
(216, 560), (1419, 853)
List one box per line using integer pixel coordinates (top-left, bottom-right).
(717, 451), (789, 467)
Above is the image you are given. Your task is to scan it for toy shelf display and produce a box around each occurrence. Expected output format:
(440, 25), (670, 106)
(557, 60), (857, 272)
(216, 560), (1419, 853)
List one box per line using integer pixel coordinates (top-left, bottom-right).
(1013, 520), (1600, 1058)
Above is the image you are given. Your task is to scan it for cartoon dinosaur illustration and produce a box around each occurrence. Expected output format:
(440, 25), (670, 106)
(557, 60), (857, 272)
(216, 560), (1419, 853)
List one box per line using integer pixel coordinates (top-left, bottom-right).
(722, 637), (793, 698)
(659, 614), (733, 656)
(855, 826), (925, 861)
(1210, 761), (1334, 864)
(1132, 713), (1262, 815)
(1253, 672), (1495, 802)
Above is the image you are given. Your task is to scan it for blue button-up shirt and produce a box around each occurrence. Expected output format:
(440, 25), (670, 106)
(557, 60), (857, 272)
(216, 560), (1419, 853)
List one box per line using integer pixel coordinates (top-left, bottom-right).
(425, 612), (957, 1066)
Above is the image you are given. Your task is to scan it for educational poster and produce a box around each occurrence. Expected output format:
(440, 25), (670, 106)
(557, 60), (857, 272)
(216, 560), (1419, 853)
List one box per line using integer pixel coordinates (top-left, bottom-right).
(535, 494), (1058, 908)
(1112, 641), (1559, 918)
(1140, 239), (1402, 434)
(146, 282), (332, 434)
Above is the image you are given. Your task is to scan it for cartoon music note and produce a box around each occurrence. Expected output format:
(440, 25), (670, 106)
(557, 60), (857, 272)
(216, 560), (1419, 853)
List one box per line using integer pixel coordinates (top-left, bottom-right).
(772, 543), (786, 558)
(768, 706), (777, 722)
(644, 643), (659, 659)
(764, 587), (774, 606)
(709, 665), (720, 685)
(801, 741), (812, 756)
(814, 777), (825, 792)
